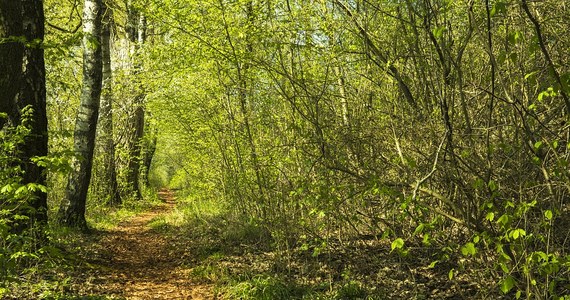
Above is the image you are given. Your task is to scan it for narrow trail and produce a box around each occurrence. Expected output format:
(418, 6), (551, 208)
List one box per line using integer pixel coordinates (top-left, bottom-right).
(83, 189), (214, 299)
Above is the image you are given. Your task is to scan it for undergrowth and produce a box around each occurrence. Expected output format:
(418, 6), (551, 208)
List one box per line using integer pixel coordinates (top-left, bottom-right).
(151, 191), (450, 299)
(3, 185), (161, 299)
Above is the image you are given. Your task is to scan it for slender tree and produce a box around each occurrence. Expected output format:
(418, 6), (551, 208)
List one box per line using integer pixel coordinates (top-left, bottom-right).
(98, 0), (121, 205)
(124, 2), (145, 199)
(58, 0), (103, 229)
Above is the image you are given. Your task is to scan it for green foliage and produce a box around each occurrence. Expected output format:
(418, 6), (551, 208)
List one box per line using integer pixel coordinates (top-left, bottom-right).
(136, 0), (570, 297)
(225, 275), (308, 300)
(10, 0), (568, 297)
(335, 281), (367, 300)
(0, 109), (66, 296)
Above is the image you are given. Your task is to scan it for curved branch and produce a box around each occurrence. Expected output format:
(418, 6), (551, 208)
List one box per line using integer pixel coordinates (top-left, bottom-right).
(334, 0), (417, 108)
(521, 0), (570, 116)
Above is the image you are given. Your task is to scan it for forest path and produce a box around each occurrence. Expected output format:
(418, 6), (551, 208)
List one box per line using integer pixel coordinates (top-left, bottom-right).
(82, 189), (214, 299)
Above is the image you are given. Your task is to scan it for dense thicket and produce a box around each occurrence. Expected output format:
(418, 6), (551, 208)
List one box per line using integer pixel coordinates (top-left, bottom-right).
(1, 0), (569, 298)
(141, 0), (569, 297)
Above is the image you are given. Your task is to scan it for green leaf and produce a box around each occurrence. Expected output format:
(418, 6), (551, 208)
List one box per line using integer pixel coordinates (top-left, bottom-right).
(432, 26), (446, 38)
(500, 275), (516, 294)
(507, 31), (521, 45)
(497, 214), (510, 227)
(500, 261), (510, 273)
(511, 228), (526, 240)
(414, 223), (425, 235)
(461, 242), (477, 256)
(524, 71), (538, 80)
(391, 238), (404, 251)
(448, 268), (454, 280)
(488, 180), (498, 192)
(15, 186), (27, 195)
(544, 210), (553, 220)
(491, 1), (507, 17)
(486, 212), (495, 222)
(428, 260), (439, 268)
(531, 251), (548, 262)
(422, 233), (431, 245)
(528, 103), (536, 111)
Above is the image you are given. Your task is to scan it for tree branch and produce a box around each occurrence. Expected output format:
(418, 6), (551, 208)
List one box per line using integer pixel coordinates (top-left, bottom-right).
(521, 0), (570, 116)
(334, 0), (417, 108)
(47, 21), (82, 34)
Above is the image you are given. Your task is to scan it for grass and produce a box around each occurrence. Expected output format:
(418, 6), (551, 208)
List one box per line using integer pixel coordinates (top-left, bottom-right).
(144, 189), (497, 299)
(85, 189), (163, 231)
(2, 188), (164, 299)
(145, 191), (390, 300)
(5, 187), (506, 299)
(224, 275), (311, 300)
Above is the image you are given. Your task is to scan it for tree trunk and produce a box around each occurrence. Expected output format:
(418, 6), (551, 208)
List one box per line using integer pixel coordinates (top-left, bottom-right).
(126, 98), (144, 198)
(140, 126), (157, 187)
(58, 0), (103, 230)
(0, 0), (24, 128)
(98, 0), (121, 205)
(125, 9), (146, 199)
(18, 0), (48, 226)
(1, 0), (48, 234)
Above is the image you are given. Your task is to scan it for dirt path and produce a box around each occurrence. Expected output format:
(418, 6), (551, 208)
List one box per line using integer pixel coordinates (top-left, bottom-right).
(82, 189), (215, 299)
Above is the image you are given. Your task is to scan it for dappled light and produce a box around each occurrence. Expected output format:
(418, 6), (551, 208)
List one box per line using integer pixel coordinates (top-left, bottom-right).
(2, 0), (570, 299)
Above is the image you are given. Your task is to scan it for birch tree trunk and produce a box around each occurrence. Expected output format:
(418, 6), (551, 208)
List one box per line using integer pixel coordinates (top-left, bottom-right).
(58, 0), (103, 229)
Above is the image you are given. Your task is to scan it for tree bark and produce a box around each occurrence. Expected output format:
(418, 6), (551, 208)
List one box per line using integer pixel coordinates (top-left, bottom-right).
(140, 130), (157, 187)
(1, 0), (48, 233)
(126, 95), (144, 198)
(58, 0), (103, 229)
(125, 8), (145, 199)
(18, 0), (48, 225)
(0, 0), (24, 128)
(98, 0), (121, 205)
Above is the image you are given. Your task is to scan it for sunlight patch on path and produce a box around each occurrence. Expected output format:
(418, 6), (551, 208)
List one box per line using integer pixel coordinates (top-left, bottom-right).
(90, 189), (214, 299)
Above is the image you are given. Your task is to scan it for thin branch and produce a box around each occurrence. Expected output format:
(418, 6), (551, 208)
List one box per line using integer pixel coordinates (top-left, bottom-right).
(521, 0), (570, 116)
(47, 21), (82, 34)
(411, 130), (446, 202)
(334, 0), (417, 108)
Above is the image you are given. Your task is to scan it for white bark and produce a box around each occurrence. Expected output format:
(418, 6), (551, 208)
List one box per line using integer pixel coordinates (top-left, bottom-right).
(58, 0), (103, 229)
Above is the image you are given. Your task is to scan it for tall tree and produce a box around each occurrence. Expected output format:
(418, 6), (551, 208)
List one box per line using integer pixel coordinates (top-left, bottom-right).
(19, 0), (49, 226)
(58, 0), (103, 229)
(0, 0), (48, 231)
(0, 1), (24, 128)
(97, 0), (121, 205)
(124, 4), (146, 199)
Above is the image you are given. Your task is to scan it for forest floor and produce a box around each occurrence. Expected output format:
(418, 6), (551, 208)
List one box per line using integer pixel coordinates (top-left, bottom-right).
(66, 189), (215, 299)
(43, 189), (500, 299)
